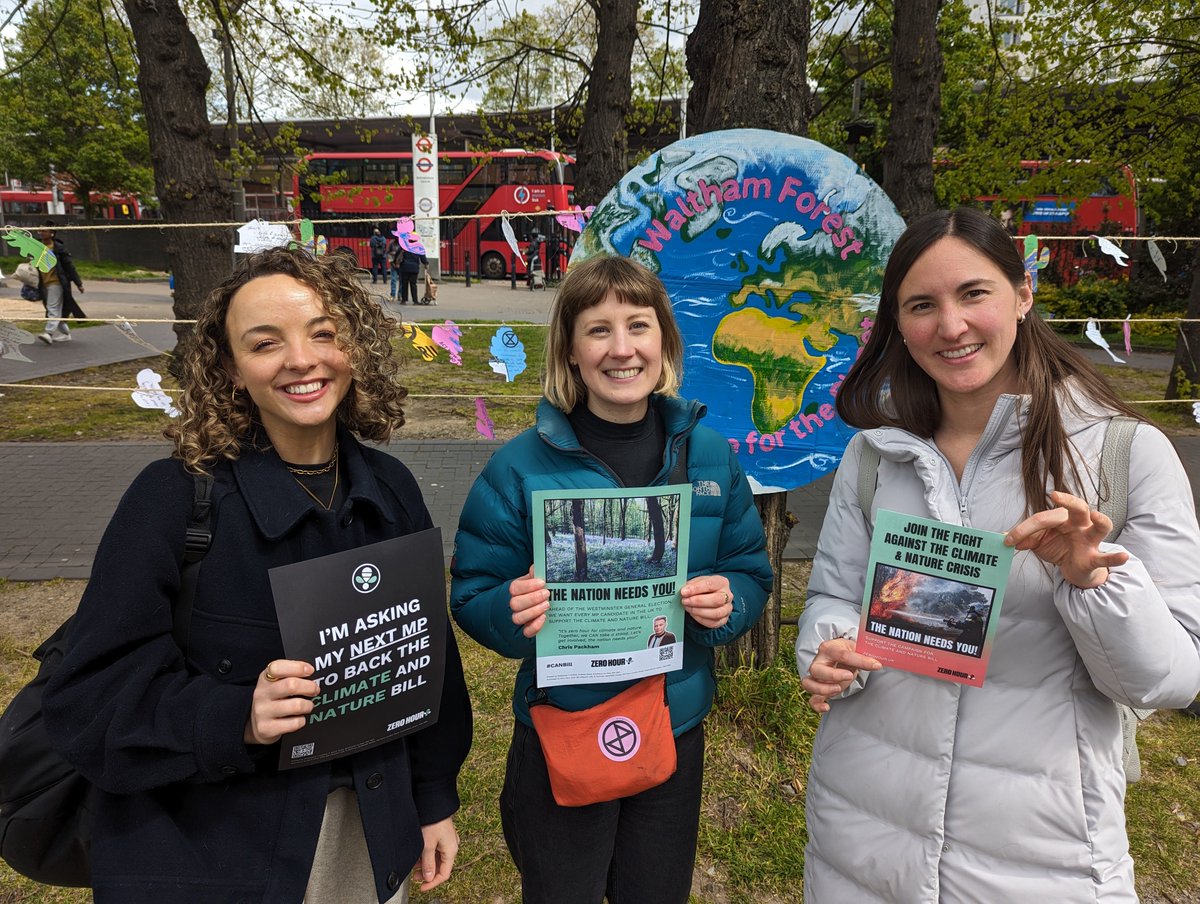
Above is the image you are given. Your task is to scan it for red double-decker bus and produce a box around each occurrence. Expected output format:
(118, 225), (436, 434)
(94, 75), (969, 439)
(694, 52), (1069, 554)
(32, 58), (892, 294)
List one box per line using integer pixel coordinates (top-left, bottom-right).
(1, 188), (142, 221)
(973, 161), (1140, 284)
(294, 149), (575, 278)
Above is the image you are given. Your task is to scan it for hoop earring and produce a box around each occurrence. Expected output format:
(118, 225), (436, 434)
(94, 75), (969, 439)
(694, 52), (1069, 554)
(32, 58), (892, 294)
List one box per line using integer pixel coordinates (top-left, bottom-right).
(231, 384), (242, 405)
(1017, 313), (1027, 324)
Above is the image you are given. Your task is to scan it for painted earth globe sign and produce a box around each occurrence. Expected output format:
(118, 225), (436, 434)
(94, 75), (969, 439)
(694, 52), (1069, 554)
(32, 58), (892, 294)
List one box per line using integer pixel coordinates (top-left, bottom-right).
(570, 129), (906, 493)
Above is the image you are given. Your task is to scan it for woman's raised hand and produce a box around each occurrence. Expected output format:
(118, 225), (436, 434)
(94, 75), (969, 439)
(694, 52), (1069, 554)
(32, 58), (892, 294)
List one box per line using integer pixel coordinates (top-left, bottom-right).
(1004, 490), (1129, 589)
(510, 566), (551, 638)
(244, 659), (319, 745)
(801, 637), (881, 714)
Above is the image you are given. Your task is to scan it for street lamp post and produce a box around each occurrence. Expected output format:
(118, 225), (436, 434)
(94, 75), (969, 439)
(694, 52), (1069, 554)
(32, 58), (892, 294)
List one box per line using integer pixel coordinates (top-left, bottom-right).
(536, 65), (556, 153)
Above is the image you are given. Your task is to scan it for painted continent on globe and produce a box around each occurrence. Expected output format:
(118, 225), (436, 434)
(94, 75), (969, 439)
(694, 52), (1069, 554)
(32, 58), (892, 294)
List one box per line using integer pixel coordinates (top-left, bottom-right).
(571, 129), (906, 492)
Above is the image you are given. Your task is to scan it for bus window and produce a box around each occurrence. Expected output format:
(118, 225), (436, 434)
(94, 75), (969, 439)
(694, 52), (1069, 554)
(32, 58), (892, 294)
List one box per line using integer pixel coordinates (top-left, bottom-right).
(364, 159), (400, 184)
(475, 160), (502, 190)
(439, 162), (470, 183)
(506, 159), (545, 185)
(328, 160), (363, 184)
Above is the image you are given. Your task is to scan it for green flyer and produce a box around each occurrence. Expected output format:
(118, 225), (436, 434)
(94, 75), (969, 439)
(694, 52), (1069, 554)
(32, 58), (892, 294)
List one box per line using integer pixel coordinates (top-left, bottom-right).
(532, 485), (692, 687)
(857, 510), (1014, 687)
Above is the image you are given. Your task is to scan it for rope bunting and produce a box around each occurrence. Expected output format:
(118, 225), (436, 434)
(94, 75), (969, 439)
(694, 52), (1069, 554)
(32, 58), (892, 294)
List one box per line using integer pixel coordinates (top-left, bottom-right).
(10, 217), (1200, 244)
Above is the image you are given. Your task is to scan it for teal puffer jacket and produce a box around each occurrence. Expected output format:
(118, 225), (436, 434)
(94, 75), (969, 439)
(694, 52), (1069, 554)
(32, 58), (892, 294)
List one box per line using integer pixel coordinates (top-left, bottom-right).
(451, 395), (773, 734)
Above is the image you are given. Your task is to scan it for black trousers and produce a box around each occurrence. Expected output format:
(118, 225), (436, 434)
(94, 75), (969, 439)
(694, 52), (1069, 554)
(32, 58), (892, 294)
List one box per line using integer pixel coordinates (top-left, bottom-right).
(500, 719), (703, 904)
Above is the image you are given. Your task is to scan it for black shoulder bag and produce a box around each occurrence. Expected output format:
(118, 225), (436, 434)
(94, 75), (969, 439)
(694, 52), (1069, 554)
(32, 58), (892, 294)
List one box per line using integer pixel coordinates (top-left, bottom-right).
(0, 474), (213, 887)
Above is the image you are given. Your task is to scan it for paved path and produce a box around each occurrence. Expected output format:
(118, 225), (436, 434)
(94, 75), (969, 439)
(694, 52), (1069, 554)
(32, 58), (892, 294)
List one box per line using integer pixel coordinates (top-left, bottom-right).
(1, 277), (1197, 580)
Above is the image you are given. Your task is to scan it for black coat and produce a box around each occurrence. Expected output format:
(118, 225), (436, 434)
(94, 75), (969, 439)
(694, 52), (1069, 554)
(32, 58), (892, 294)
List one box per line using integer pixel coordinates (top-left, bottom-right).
(37, 237), (86, 319)
(43, 427), (472, 903)
(396, 248), (427, 275)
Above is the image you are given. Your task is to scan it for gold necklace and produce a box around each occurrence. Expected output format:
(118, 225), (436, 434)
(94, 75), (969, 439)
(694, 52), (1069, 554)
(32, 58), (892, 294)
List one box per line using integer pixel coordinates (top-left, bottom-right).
(292, 456), (339, 510)
(285, 444), (338, 476)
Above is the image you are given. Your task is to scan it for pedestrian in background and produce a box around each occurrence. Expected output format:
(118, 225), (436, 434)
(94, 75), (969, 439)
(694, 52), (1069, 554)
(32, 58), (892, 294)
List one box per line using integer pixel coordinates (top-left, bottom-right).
(36, 220), (85, 345)
(369, 227), (388, 284)
(394, 242), (427, 306)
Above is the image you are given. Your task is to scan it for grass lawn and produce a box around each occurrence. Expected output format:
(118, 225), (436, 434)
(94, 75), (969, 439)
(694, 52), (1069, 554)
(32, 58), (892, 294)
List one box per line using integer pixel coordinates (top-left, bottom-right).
(70, 260), (168, 282)
(0, 320), (1197, 900)
(1, 326), (1196, 443)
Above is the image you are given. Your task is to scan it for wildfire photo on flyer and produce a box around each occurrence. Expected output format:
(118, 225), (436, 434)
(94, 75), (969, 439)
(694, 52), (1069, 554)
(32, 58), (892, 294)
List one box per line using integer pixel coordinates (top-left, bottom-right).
(856, 510), (1013, 687)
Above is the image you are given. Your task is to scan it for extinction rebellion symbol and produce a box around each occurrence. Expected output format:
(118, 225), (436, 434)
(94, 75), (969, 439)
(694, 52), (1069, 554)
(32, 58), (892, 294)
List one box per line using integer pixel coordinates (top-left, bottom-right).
(598, 715), (641, 762)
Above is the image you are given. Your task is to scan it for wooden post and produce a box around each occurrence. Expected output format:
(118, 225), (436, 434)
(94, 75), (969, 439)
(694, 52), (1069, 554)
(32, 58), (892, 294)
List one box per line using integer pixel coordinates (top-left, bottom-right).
(721, 491), (796, 669)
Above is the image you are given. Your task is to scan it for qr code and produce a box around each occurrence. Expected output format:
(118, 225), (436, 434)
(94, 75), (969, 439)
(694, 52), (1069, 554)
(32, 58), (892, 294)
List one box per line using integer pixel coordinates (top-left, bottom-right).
(658, 646), (674, 661)
(291, 743), (315, 759)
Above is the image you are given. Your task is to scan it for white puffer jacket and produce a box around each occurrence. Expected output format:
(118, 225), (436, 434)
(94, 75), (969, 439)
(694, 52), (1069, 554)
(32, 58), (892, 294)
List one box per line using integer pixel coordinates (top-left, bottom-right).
(796, 391), (1200, 903)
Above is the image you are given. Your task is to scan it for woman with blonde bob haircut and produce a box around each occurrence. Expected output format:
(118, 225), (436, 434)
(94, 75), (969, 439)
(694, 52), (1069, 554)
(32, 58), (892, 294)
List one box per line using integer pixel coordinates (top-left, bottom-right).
(45, 247), (472, 904)
(542, 253), (684, 413)
(451, 254), (772, 903)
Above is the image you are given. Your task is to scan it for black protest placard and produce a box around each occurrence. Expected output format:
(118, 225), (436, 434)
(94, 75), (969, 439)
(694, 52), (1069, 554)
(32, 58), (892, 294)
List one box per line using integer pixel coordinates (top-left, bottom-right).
(268, 528), (447, 769)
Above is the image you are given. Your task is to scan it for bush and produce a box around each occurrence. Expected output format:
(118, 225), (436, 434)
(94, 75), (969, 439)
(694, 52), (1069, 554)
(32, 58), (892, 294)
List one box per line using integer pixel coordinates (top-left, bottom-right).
(1037, 277), (1184, 344)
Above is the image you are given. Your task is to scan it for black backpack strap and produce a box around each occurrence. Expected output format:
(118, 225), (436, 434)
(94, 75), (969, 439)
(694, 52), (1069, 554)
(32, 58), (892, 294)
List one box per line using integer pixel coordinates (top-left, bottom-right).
(173, 474), (214, 653)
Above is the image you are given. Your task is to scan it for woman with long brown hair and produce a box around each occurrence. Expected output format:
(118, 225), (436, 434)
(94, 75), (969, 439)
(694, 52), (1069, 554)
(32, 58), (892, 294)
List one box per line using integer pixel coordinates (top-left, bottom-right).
(797, 208), (1200, 902)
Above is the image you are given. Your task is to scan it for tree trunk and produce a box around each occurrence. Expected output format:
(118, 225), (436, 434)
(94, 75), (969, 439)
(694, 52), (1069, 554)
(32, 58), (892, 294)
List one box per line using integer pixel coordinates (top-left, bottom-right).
(573, 0), (639, 206)
(124, 0), (232, 353)
(722, 494), (797, 669)
(647, 496), (666, 564)
(686, 0), (810, 135)
(1166, 246), (1200, 400)
(687, 0), (810, 669)
(881, 0), (943, 221)
(572, 498), (588, 582)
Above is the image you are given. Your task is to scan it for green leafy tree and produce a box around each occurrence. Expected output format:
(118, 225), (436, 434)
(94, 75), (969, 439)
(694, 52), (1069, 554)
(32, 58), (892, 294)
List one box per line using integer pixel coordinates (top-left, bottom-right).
(0, 0), (153, 235)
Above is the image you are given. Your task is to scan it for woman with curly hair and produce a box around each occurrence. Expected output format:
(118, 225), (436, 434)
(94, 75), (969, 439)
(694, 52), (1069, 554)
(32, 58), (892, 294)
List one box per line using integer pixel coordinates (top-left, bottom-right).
(43, 247), (472, 904)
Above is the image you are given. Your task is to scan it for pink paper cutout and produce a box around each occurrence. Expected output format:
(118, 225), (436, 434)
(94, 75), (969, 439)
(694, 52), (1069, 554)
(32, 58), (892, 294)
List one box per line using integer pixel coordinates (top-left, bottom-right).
(1123, 316), (1132, 356)
(431, 320), (463, 365)
(474, 397), (496, 439)
(555, 205), (595, 234)
(393, 217), (426, 255)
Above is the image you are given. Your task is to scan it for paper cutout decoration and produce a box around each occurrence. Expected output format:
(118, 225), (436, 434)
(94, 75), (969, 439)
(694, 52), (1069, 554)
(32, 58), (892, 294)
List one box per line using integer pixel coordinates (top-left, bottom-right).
(1193, 402), (1200, 426)
(392, 217), (427, 255)
(1085, 318), (1124, 364)
(2, 227), (56, 271)
(0, 321), (35, 363)
(290, 219), (328, 257)
(555, 205), (595, 234)
(131, 368), (180, 418)
(500, 213), (525, 271)
(399, 322), (438, 361)
(1091, 235), (1129, 267)
(1147, 239), (1167, 282)
(234, 219), (292, 254)
(1022, 235), (1050, 293)
(113, 317), (169, 355)
(431, 320), (463, 365)
(1123, 315), (1132, 357)
(474, 397), (496, 439)
(488, 326), (527, 381)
